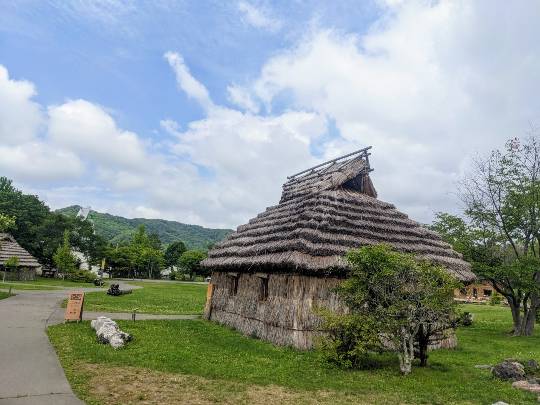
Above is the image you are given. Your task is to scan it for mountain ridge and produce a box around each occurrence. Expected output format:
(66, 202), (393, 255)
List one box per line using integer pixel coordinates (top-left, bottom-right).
(56, 205), (233, 249)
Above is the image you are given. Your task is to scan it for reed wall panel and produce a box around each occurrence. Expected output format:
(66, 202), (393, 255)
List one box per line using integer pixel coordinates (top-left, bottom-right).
(207, 271), (457, 350)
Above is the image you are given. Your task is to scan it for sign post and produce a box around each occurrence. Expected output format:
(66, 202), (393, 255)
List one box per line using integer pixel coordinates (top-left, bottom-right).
(64, 291), (85, 322)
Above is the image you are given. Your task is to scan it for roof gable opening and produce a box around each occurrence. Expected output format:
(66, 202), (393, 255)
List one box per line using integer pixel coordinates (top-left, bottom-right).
(280, 147), (376, 202)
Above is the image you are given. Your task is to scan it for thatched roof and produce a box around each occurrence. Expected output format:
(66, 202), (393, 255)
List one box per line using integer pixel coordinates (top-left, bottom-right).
(0, 233), (40, 268)
(203, 149), (474, 281)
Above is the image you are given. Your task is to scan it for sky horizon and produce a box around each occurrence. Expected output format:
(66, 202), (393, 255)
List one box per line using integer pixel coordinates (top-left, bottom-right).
(1, 1), (540, 229)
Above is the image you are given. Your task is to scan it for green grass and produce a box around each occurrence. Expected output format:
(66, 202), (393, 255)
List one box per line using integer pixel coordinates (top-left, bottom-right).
(74, 282), (207, 314)
(0, 291), (13, 300)
(0, 277), (105, 291)
(48, 304), (540, 404)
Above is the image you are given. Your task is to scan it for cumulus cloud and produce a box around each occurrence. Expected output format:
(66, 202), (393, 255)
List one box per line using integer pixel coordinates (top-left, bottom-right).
(48, 99), (148, 171)
(0, 65), (43, 145)
(3, 1), (540, 229)
(238, 1), (540, 221)
(237, 1), (282, 32)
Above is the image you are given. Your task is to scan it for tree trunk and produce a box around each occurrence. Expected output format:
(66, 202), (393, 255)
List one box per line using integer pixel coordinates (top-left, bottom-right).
(519, 296), (538, 336)
(398, 333), (415, 375)
(416, 324), (430, 367)
(508, 297), (523, 336)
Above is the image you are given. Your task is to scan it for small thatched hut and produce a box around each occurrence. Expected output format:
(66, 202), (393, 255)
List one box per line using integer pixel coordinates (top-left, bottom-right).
(202, 148), (475, 349)
(0, 233), (41, 281)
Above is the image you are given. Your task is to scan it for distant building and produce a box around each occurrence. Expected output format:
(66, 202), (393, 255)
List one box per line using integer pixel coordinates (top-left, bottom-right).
(202, 148), (475, 349)
(0, 233), (41, 281)
(455, 282), (494, 303)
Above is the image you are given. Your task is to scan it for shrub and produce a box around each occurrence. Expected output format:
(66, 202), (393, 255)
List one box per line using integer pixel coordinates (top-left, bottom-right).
(316, 310), (382, 369)
(65, 270), (96, 283)
(490, 292), (503, 306)
(458, 311), (474, 326)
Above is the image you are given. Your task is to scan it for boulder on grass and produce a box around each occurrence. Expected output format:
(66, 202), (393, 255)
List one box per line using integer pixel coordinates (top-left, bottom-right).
(91, 316), (132, 349)
(492, 360), (526, 381)
(511, 380), (540, 394)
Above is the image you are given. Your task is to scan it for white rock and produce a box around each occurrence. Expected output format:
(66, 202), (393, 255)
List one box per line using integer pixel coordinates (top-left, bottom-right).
(91, 317), (131, 349)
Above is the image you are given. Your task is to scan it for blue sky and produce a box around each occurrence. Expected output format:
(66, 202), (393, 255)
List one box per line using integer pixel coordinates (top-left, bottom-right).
(1, 1), (379, 138)
(1, 1), (540, 228)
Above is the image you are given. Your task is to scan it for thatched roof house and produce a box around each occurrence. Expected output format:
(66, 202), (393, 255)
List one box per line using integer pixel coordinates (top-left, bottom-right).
(0, 233), (40, 281)
(202, 148), (474, 349)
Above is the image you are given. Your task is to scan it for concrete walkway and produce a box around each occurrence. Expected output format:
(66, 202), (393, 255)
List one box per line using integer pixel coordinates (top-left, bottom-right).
(0, 288), (90, 404)
(0, 282), (196, 404)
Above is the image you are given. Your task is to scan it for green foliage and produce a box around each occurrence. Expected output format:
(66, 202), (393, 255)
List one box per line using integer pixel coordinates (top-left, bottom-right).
(456, 136), (540, 336)
(4, 256), (19, 270)
(64, 270), (96, 283)
(490, 292), (503, 306)
(0, 178), (106, 267)
(325, 245), (459, 374)
(53, 230), (77, 274)
(178, 250), (208, 279)
(56, 205), (232, 249)
(164, 241), (187, 268)
(458, 311), (473, 326)
(317, 310), (382, 369)
(0, 213), (16, 233)
(104, 225), (164, 278)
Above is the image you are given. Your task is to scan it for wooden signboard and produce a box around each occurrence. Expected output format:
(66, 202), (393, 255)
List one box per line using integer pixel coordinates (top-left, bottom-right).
(64, 291), (85, 322)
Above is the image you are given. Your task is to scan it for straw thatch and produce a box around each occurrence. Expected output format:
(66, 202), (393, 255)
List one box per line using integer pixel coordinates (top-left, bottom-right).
(203, 153), (474, 281)
(0, 233), (40, 281)
(0, 233), (40, 268)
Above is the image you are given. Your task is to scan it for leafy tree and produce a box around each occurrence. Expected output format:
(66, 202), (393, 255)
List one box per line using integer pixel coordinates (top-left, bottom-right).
(322, 245), (458, 375)
(164, 241), (187, 268)
(53, 230), (77, 274)
(127, 225), (164, 278)
(457, 135), (540, 335)
(0, 178), (105, 268)
(0, 213), (16, 233)
(178, 249), (208, 279)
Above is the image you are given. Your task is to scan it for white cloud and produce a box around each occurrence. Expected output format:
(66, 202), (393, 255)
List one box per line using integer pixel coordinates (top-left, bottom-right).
(48, 99), (148, 171)
(164, 52), (214, 110)
(238, 2), (540, 222)
(227, 84), (260, 113)
(237, 1), (282, 32)
(3, 1), (540, 229)
(0, 142), (83, 182)
(0, 65), (43, 145)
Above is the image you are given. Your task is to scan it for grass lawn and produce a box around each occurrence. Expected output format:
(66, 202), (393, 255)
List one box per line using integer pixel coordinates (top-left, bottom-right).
(0, 291), (13, 300)
(73, 281), (207, 315)
(0, 277), (106, 291)
(48, 304), (540, 404)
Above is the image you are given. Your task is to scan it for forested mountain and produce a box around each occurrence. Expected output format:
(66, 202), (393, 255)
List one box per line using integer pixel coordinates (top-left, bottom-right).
(57, 205), (232, 249)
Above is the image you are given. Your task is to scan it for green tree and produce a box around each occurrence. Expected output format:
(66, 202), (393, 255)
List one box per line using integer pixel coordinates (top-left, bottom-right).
(323, 245), (458, 375)
(127, 225), (164, 279)
(458, 135), (540, 336)
(53, 230), (77, 274)
(178, 250), (208, 279)
(164, 241), (187, 268)
(0, 213), (16, 233)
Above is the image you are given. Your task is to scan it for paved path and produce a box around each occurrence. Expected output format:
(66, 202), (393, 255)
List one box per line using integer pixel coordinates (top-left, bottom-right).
(0, 282), (196, 404)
